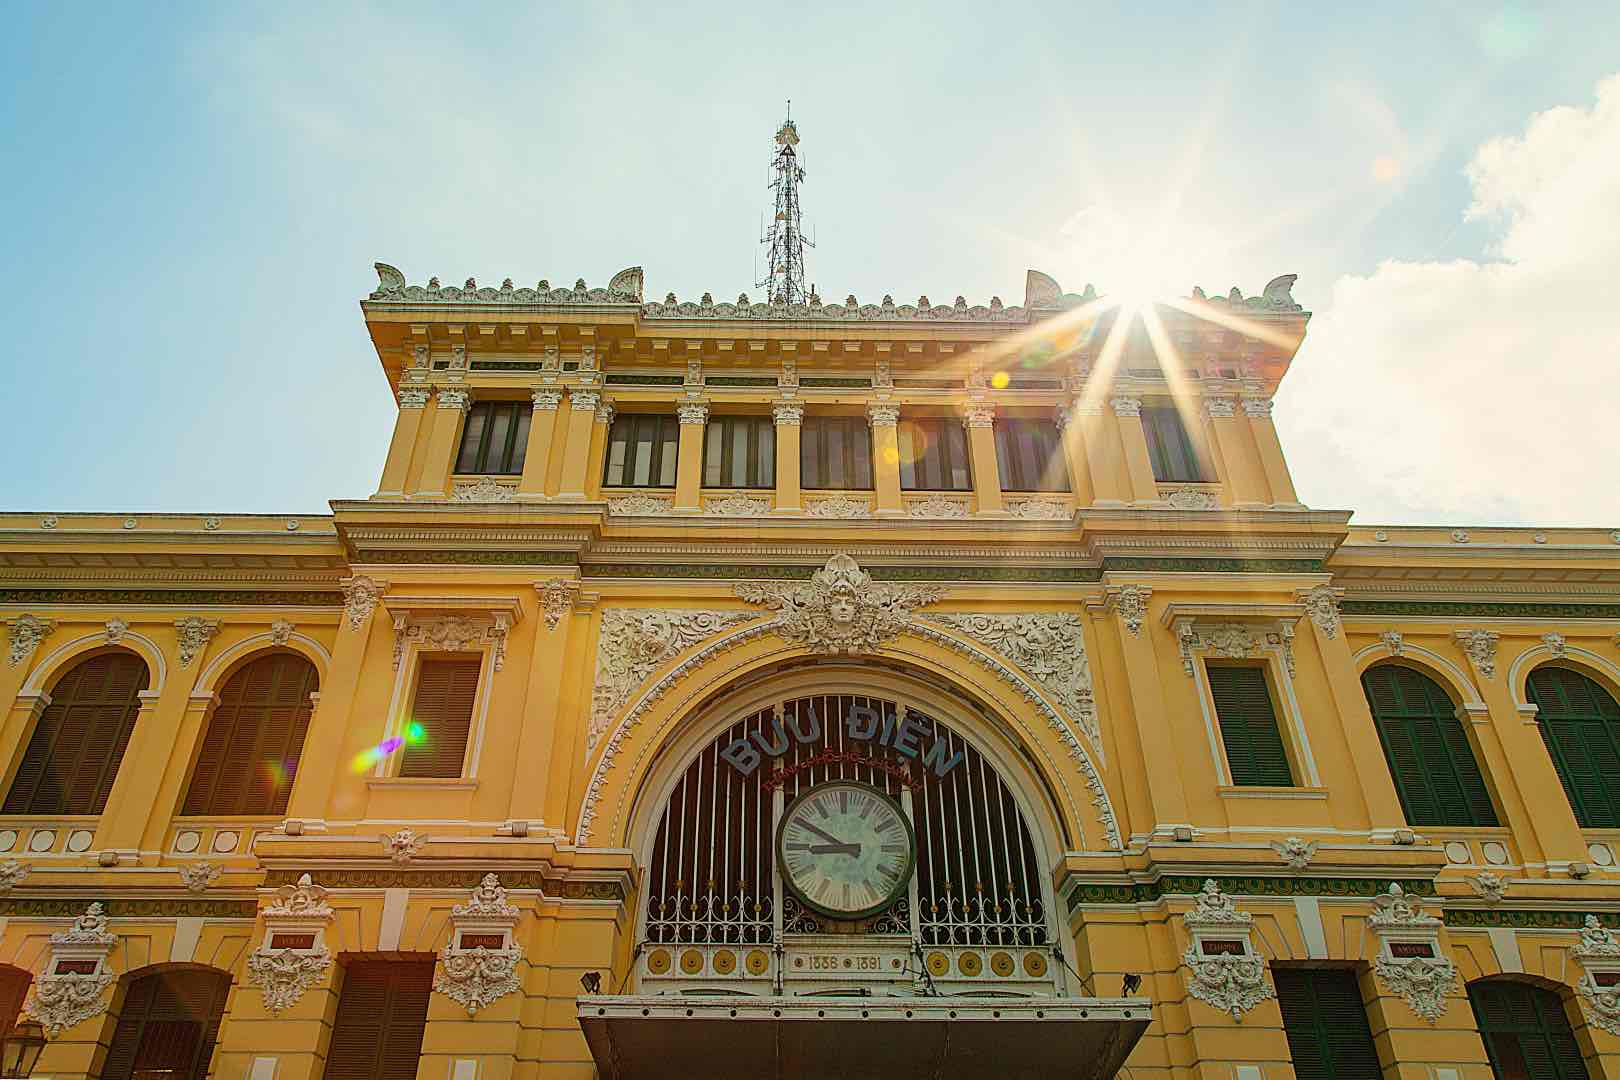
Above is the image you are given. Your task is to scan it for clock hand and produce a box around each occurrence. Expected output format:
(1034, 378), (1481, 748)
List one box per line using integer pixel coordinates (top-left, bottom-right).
(799, 821), (848, 847)
(808, 842), (862, 857)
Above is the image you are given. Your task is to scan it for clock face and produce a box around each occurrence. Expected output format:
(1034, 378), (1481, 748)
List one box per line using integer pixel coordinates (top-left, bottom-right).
(777, 781), (915, 919)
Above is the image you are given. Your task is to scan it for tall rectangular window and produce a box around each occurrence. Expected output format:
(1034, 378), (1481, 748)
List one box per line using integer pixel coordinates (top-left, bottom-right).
(1141, 405), (1209, 483)
(398, 657), (481, 779)
(801, 416), (874, 489)
(604, 414), (680, 488)
(703, 415), (775, 488)
(455, 401), (531, 475)
(1207, 664), (1295, 786)
(1274, 968), (1383, 1079)
(898, 418), (972, 491)
(994, 418), (1070, 492)
(324, 958), (434, 1080)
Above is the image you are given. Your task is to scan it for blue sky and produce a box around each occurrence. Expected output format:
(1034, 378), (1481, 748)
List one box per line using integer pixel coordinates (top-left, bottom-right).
(4, 2), (1619, 525)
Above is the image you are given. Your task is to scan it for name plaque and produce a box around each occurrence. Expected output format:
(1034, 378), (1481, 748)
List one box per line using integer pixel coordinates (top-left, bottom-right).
(720, 702), (964, 777)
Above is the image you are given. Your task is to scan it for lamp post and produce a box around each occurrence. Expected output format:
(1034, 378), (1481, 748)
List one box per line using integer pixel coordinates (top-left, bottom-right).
(1, 1019), (46, 1080)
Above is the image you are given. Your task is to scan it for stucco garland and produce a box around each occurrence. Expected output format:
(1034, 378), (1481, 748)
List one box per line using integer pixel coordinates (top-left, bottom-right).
(574, 621), (1120, 850)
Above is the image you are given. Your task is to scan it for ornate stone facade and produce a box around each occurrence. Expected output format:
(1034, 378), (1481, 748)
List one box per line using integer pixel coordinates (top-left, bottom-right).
(736, 554), (945, 656)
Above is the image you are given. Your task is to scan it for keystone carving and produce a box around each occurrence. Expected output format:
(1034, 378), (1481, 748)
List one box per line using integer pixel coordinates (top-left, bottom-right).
(1454, 630), (1499, 680)
(736, 554), (945, 657)
(178, 862), (222, 893)
(342, 576), (386, 631)
(174, 618), (221, 667)
(1271, 837), (1317, 871)
(1301, 586), (1340, 639)
(384, 827), (425, 865)
(1112, 587), (1148, 637)
(269, 619), (295, 645)
(537, 579), (581, 632)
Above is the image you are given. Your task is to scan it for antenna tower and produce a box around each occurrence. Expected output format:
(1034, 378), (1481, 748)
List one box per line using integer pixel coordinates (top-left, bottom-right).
(758, 103), (813, 305)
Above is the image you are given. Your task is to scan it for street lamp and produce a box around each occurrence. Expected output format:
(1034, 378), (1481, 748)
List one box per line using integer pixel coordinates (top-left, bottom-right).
(1, 1019), (46, 1079)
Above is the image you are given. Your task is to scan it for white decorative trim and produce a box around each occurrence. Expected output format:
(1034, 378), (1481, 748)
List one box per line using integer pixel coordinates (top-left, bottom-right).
(178, 862), (221, 893)
(805, 496), (872, 519)
(608, 494), (674, 516)
(531, 388), (563, 410)
(174, 618), (222, 668)
(735, 554), (945, 656)
(1184, 879), (1253, 927)
(961, 403), (996, 429)
(1505, 643), (1620, 711)
(922, 613), (1101, 763)
(435, 874), (524, 1015)
(1241, 397), (1273, 418)
(905, 495), (970, 519)
(194, 630), (331, 694)
(22, 629), (169, 695)
(1271, 837), (1317, 870)
(104, 619), (129, 644)
(397, 387), (431, 409)
(1300, 586), (1341, 640)
(1381, 631), (1404, 656)
(265, 873), (333, 919)
(588, 609), (758, 756)
(269, 619), (295, 645)
(1202, 397), (1237, 419)
(1351, 640), (1484, 710)
(246, 948), (333, 1016)
(450, 477), (516, 503)
(1163, 488), (1218, 510)
(1577, 915), (1620, 959)
(25, 971), (116, 1035)
(1575, 916), (1620, 1036)
(1541, 632), (1567, 658)
(383, 827), (425, 865)
(0, 860), (28, 891)
(53, 902), (115, 946)
(1180, 880), (1273, 1021)
(1005, 498), (1072, 520)
(1468, 871), (1505, 904)
(1368, 885), (1456, 1023)
(6, 614), (56, 668)
(677, 401), (709, 425)
(704, 495), (772, 517)
(595, 400), (616, 426)
(437, 388), (471, 411)
(537, 579), (580, 631)
(1453, 630), (1499, 680)
(772, 402), (804, 426)
(342, 576), (387, 632)
(1109, 396), (1142, 418)
(571, 390), (602, 412)
(391, 613), (509, 672)
(1112, 586), (1149, 637)
(865, 403), (899, 427)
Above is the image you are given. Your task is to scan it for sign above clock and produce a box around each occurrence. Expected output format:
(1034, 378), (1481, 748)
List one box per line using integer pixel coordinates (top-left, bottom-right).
(720, 703), (965, 778)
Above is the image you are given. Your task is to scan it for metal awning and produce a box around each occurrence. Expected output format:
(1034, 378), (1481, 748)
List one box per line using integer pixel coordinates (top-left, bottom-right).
(579, 994), (1150, 1080)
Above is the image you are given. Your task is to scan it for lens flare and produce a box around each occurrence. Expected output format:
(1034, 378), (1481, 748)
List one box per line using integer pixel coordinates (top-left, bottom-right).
(990, 371), (1010, 389)
(350, 732), (413, 774)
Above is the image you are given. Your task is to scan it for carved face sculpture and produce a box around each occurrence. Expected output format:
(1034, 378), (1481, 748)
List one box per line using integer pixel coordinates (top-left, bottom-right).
(826, 592), (858, 628)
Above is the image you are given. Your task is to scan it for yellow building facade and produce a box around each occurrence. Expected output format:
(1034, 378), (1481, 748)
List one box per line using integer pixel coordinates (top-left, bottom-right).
(1, 263), (1618, 1079)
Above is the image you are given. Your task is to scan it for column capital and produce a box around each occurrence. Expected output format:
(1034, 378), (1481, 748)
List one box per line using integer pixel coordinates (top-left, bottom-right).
(594, 399), (616, 425)
(1108, 395), (1142, 418)
(677, 400), (710, 425)
(772, 402), (804, 426)
(397, 386), (431, 409)
(961, 403), (996, 429)
(1202, 396), (1238, 419)
(1242, 396), (1274, 418)
(569, 389), (602, 412)
(866, 402), (900, 427)
(531, 388), (564, 410)
(436, 387), (471, 411)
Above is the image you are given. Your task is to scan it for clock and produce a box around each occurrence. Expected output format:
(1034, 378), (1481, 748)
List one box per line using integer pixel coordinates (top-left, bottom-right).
(777, 781), (915, 919)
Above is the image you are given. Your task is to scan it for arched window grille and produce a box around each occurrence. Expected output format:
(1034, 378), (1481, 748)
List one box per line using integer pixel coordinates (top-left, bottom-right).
(3, 652), (148, 815)
(643, 694), (1049, 950)
(1527, 665), (1620, 828)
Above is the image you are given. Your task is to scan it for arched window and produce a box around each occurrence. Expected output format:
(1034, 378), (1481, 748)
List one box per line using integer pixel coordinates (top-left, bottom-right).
(1468, 979), (1590, 1080)
(100, 968), (231, 1080)
(2, 652), (148, 815)
(1528, 666), (1620, 828)
(182, 653), (318, 817)
(1362, 664), (1497, 827)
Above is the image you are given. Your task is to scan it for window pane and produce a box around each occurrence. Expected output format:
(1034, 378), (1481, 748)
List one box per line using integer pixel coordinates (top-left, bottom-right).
(826, 422), (846, 488)
(947, 422), (970, 490)
(758, 420), (774, 487)
(705, 421), (725, 487)
(731, 420), (748, 486)
(455, 406), (488, 473)
(898, 423), (917, 488)
(851, 424), (873, 489)
(507, 408), (530, 474)
(605, 420), (629, 486)
(995, 426), (1014, 490)
(801, 421), (821, 488)
(484, 408), (512, 473)
(659, 419), (679, 487)
(632, 419), (654, 486)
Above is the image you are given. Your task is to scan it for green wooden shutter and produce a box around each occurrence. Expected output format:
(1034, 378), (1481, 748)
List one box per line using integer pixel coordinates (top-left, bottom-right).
(1207, 664), (1294, 786)
(182, 653), (318, 817)
(398, 657), (482, 779)
(1528, 666), (1620, 828)
(100, 969), (230, 1080)
(1274, 968), (1383, 1079)
(3, 652), (148, 815)
(1362, 665), (1498, 827)
(1469, 979), (1591, 1080)
(325, 959), (435, 1080)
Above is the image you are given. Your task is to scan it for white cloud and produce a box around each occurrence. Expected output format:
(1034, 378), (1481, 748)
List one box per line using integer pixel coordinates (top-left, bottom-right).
(1278, 73), (1620, 526)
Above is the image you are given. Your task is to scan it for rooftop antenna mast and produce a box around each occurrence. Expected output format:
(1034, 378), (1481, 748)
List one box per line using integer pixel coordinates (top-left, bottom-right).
(758, 101), (814, 305)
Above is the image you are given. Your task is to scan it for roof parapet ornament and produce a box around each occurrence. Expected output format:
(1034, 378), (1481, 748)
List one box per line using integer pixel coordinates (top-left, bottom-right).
(1189, 274), (1303, 313)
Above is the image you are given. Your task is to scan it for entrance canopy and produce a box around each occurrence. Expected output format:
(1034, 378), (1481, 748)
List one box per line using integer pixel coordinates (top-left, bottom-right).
(579, 995), (1150, 1080)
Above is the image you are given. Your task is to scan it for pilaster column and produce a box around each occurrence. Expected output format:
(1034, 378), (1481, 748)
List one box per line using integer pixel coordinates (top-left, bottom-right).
(1297, 588), (1406, 831)
(555, 390), (602, 499)
(867, 403), (903, 515)
(1110, 396), (1160, 504)
(412, 387), (470, 498)
(93, 687), (184, 856)
(962, 403), (1003, 513)
(1053, 405), (1094, 506)
(1242, 396), (1302, 507)
(1075, 402), (1127, 505)
(772, 402), (803, 512)
(376, 386), (431, 497)
(1106, 586), (1191, 833)
(508, 581), (581, 828)
(1203, 396), (1267, 507)
(1458, 630), (1589, 871)
(673, 401), (709, 510)
(518, 388), (564, 497)
(285, 577), (386, 825)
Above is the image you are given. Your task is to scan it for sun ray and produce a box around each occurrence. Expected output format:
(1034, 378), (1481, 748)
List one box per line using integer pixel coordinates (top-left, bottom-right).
(1161, 295), (1303, 352)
